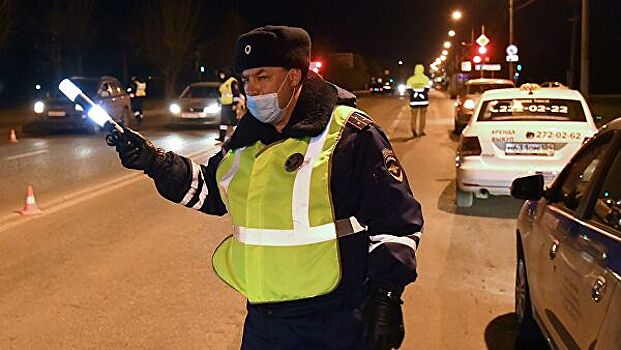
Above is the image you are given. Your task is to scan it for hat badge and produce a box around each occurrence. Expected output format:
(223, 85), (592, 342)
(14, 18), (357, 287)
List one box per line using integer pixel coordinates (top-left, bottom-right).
(244, 45), (252, 55)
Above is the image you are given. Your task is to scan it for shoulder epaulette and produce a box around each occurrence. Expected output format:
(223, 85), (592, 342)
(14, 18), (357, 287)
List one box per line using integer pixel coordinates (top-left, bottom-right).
(346, 112), (374, 131)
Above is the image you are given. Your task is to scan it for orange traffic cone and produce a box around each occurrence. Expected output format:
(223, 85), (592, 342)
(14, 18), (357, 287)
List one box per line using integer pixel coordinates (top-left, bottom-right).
(20, 186), (42, 216)
(9, 129), (18, 144)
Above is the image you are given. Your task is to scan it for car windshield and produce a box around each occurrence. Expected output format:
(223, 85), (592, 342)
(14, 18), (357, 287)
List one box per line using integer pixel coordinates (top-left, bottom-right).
(467, 83), (514, 94)
(181, 86), (219, 99)
(478, 98), (587, 122)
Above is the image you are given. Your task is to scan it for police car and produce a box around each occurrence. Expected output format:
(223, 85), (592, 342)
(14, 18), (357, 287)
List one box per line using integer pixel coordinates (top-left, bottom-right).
(455, 84), (598, 207)
(511, 117), (621, 349)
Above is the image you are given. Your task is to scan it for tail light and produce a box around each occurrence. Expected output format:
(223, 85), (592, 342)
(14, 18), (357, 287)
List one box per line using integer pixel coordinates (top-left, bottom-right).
(459, 136), (482, 157)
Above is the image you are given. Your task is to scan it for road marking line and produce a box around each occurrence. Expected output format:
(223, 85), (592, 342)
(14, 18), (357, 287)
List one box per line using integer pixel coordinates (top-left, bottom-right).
(6, 149), (49, 160)
(389, 105), (409, 134)
(0, 148), (216, 233)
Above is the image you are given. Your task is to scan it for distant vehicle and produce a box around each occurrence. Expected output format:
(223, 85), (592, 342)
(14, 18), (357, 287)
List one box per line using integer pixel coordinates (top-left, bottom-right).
(454, 78), (515, 134)
(34, 76), (132, 134)
(168, 82), (221, 126)
(455, 83), (598, 207)
(511, 116), (621, 349)
(369, 82), (385, 95)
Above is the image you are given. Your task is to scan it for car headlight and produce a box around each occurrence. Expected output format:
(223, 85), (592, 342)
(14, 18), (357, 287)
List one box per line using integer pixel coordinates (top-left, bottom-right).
(75, 104), (84, 112)
(34, 101), (45, 114)
(463, 99), (476, 110)
(169, 103), (181, 115)
(203, 103), (221, 114)
(398, 84), (406, 94)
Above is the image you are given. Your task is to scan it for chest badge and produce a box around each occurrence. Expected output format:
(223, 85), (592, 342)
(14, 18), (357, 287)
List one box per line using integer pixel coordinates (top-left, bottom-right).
(285, 153), (305, 172)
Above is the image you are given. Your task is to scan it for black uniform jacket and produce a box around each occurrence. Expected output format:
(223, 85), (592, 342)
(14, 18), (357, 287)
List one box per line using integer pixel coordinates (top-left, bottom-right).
(149, 72), (424, 308)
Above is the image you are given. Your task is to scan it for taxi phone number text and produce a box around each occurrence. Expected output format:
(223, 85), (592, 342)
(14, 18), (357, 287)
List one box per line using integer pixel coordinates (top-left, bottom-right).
(491, 104), (569, 114)
(534, 131), (582, 139)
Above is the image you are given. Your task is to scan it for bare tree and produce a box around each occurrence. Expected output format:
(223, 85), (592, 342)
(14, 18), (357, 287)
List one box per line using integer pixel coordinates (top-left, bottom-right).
(139, 0), (203, 97)
(0, 0), (10, 50)
(66, 0), (96, 75)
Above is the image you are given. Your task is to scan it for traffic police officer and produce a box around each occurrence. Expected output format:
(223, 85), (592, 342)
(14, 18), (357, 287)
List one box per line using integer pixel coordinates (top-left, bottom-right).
(406, 64), (430, 137)
(127, 76), (147, 125)
(216, 66), (241, 142)
(108, 26), (423, 349)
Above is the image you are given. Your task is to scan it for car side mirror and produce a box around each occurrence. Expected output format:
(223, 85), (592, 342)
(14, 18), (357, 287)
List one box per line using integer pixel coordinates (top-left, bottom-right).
(511, 175), (544, 200)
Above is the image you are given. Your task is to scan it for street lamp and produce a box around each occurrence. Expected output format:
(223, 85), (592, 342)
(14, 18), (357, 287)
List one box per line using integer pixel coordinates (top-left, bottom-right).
(448, 30), (456, 37)
(398, 60), (403, 65)
(442, 49), (449, 56)
(440, 55), (447, 61)
(451, 10), (462, 21)
(443, 41), (452, 49)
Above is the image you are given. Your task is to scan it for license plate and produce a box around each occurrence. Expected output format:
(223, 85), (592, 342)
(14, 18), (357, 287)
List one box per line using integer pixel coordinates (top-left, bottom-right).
(505, 142), (554, 156)
(181, 112), (203, 119)
(47, 111), (66, 117)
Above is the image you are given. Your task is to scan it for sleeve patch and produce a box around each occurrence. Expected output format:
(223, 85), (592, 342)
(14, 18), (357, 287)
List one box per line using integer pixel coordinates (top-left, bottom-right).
(382, 148), (403, 182)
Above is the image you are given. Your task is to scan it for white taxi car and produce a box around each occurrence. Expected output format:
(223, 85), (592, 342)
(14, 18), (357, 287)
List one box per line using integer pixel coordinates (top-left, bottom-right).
(455, 84), (598, 207)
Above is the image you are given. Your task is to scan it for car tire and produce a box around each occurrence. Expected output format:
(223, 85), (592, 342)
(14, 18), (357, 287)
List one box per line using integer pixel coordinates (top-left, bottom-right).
(515, 239), (546, 349)
(455, 185), (473, 207)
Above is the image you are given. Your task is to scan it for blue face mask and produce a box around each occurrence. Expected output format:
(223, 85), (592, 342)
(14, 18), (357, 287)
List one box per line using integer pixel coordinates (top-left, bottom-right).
(247, 70), (294, 125)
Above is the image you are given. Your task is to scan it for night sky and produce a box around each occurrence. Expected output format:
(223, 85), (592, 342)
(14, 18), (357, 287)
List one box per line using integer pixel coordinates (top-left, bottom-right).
(0, 0), (619, 106)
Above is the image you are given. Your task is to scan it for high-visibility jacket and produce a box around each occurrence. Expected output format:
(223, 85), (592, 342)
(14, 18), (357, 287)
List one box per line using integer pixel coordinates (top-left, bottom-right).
(219, 77), (238, 105)
(212, 105), (366, 303)
(135, 82), (146, 97)
(406, 64), (430, 107)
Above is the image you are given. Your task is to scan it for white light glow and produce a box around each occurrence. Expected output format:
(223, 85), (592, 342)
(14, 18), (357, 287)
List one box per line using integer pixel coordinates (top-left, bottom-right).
(87, 105), (112, 126)
(169, 103), (181, 115)
(398, 84), (406, 95)
(58, 79), (82, 102)
(463, 99), (476, 110)
(75, 104), (84, 111)
(443, 41), (452, 49)
(203, 103), (221, 114)
(442, 50), (449, 56)
(451, 10), (462, 21)
(34, 101), (45, 114)
(441, 55), (447, 61)
(448, 30), (456, 37)
(35, 84), (41, 90)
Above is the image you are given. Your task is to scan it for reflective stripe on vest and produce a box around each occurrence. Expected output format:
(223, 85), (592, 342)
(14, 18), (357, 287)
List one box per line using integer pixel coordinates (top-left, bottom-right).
(219, 77), (237, 105)
(212, 105), (366, 303)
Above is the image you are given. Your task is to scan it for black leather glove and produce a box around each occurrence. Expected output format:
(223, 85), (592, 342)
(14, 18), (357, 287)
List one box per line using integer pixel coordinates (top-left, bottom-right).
(363, 285), (405, 350)
(106, 125), (166, 175)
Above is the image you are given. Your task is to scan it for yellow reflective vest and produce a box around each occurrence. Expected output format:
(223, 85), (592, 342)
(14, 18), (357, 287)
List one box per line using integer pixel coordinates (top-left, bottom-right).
(219, 77), (237, 105)
(212, 105), (366, 303)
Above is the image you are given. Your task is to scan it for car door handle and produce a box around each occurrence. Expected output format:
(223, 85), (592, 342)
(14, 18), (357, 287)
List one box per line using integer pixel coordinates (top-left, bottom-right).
(549, 240), (560, 260)
(592, 276), (607, 302)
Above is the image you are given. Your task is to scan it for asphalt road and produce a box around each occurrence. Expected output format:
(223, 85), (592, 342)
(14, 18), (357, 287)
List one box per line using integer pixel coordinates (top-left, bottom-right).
(0, 92), (527, 349)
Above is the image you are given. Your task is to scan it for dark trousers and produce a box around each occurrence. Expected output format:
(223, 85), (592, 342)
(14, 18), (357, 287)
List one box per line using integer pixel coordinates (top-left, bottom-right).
(241, 290), (369, 350)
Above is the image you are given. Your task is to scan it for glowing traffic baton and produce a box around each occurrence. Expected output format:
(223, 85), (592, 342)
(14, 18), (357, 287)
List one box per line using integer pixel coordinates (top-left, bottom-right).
(58, 79), (124, 134)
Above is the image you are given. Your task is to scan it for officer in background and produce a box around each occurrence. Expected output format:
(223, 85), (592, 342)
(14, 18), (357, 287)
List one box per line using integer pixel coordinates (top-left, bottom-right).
(216, 66), (241, 142)
(108, 26), (423, 349)
(406, 64), (430, 137)
(127, 76), (147, 126)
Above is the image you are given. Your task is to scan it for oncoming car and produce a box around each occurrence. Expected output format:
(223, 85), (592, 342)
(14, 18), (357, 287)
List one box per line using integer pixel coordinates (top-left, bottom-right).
(34, 76), (132, 134)
(510, 117), (621, 349)
(455, 84), (598, 207)
(454, 78), (515, 134)
(169, 82), (221, 126)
